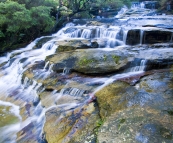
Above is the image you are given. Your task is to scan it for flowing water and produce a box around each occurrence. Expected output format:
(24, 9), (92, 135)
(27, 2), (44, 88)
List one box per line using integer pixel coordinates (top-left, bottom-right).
(0, 2), (173, 142)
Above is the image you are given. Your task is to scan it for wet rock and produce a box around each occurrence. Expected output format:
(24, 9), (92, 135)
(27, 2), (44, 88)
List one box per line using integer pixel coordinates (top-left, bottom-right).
(97, 107), (173, 143)
(44, 102), (100, 143)
(56, 39), (91, 52)
(96, 71), (173, 142)
(126, 29), (140, 45)
(95, 81), (138, 119)
(0, 105), (20, 127)
(143, 30), (172, 44)
(125, 28), (172, 45)
(137, 48), (173, 70)
(46, 49), (131, 74)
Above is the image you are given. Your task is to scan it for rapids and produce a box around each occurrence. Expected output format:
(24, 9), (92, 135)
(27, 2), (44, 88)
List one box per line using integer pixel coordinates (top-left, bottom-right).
(0, 2), (173, 143)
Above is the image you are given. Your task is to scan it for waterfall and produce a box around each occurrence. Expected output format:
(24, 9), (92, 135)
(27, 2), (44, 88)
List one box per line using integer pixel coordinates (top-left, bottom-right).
(69, 29), (82, 38)
(60, 87), (85, 97)
(123, 30), (128, 45)
(115, 5), (128, 18)
(81, 29), (92, 39)
(140, 2), (145, 8)
(95, 27), (101, 38)
(140, 30), (144, 45)
(131, 2), (145, 9)
(130, 59), (147, 72)
(62, 67), (70, 75)
(0, 34), (59, 142)
(44, 61), (49, 69)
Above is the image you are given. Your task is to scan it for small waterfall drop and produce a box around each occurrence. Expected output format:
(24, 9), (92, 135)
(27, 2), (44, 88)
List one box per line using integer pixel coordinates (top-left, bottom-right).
(123, 29), (128, 45)
(44, 61), (50, 69)
(81, 29), (92, 39)
(62, 67), (70, 75)
(69, 29), (82, 38)
(130, 59), (147, 72)
(140, 30), (144, 45)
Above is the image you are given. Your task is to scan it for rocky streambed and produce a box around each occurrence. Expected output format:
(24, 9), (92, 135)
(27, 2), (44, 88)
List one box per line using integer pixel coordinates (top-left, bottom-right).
(0, 4), (173, 143)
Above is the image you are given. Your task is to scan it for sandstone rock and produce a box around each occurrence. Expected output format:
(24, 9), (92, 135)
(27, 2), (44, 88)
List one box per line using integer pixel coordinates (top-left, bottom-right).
(44, 102), (100, 143)
(46, 49), (131, 74)
(96, 71), (173, 143)
(56, 39), (92, 52)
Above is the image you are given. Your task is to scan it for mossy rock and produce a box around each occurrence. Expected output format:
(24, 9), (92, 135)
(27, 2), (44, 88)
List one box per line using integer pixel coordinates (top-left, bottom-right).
(97, 107), (173, 143)
(56, 39), (91, 52)
(95, 81), (138, 119)
(0, 105), (20, 127)
(46, 49), (130, 74)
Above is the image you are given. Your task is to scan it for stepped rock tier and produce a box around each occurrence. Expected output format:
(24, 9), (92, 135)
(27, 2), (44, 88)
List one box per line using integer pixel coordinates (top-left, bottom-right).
(0, 2), (173, 143)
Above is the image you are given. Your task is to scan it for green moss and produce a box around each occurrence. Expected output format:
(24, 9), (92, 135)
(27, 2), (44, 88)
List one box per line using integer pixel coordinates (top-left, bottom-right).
(78, 57), (94, 66)
(103, 55), (107, 61)
(118, 118), (126, 130)
(112, 55), (120, 64)
(94, 118), (105, 135)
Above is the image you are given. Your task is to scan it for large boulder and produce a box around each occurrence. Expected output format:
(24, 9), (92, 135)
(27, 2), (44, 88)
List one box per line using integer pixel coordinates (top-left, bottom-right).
(56, 39), (96, 52)
(46, 49), (131, 74)
(44, 102), (100, 143)
(96, 71), (173, 142)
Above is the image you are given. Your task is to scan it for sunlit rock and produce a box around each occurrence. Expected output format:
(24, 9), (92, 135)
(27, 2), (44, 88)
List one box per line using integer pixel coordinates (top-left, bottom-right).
(44, 102), (100, 143)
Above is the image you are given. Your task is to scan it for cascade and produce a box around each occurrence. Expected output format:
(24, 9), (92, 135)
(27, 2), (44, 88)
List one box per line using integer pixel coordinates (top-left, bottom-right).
(69, 29), (82, 38)
(0, 4), (173, 143)
(81, 29), (92, 39)
(0, 31), (62, 142)
(129, 59), (147, 72)
(60, 87), (85, 97)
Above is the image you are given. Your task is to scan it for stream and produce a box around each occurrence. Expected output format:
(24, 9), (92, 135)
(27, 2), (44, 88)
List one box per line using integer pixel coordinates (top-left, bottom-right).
(0, 2), (173, 143)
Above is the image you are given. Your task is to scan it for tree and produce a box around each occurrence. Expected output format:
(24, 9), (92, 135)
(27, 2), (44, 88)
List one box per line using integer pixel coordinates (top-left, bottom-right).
(0, 0), (57, 53)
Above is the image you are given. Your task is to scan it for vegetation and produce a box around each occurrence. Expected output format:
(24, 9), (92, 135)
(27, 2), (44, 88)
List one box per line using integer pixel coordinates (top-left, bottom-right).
(94, 118), (105, 135)
(78, 57), (94, 66)
(112, 55), (120, 64)
(0, 0), (58, 53)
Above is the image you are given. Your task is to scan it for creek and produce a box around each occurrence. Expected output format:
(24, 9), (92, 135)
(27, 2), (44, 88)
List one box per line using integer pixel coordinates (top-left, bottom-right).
(0, 2), (173, 143)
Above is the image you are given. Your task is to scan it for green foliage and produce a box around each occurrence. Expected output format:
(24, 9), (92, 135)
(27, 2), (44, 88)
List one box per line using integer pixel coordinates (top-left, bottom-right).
(0, 0), (57, 53)
(94, 118), (105, 135)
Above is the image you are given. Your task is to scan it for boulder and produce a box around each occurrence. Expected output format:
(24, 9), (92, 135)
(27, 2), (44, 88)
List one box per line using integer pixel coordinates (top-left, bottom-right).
(44, 102), (100, 143)
(96, 71), (173, 142)
(56, 39), (92, 52)
(97, 107), (173, 143)
(46, 49), (131, 74)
